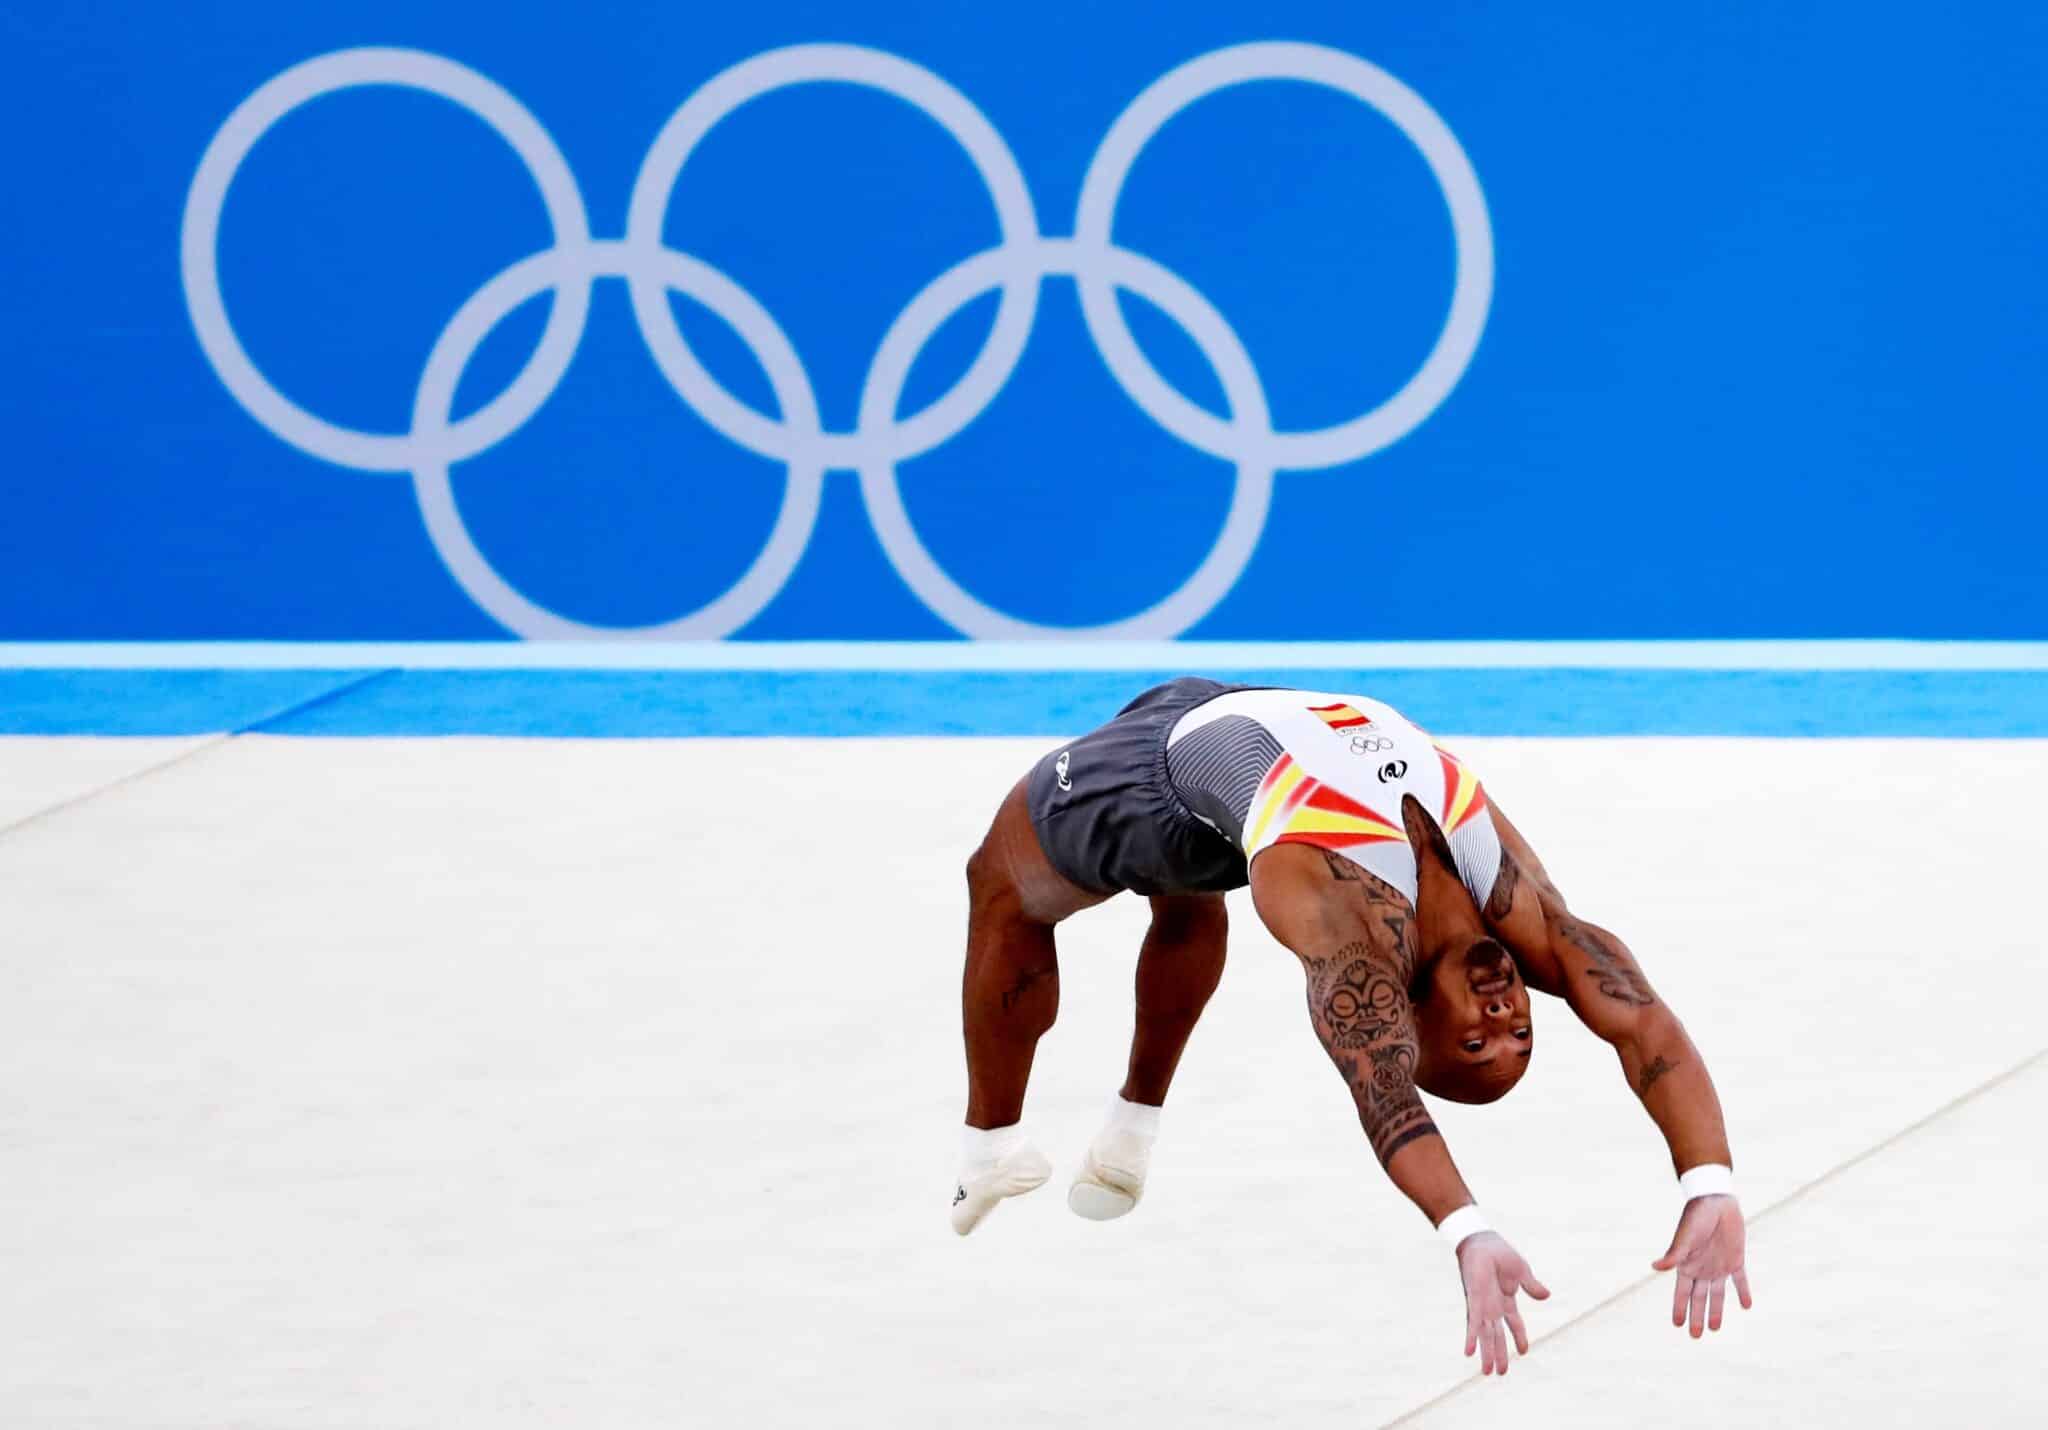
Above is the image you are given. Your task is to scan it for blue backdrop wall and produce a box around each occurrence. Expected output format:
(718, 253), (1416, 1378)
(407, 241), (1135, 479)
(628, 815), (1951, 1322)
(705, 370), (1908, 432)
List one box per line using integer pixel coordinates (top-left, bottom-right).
(4, 2), (2044, 641)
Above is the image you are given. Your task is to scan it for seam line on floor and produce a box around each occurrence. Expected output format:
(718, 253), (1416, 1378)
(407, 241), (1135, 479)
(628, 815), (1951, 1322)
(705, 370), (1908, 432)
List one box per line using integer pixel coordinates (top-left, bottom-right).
(0, 668), (399, 840)
(1382, 1041), (2048, 1427)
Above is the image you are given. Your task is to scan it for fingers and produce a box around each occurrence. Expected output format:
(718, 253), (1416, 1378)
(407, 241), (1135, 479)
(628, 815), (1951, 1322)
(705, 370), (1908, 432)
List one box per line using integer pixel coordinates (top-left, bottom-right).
(1482, 1299), (1526, 1375)
(1708, 1275), (1727, 1331)
(1671, 1271), (1689, 1327)
(1464, 1252), (1552, 1376)
(1734, 1264), (1754, 1310)
(1688, 1275), (1709, 1338)
(1467, 1302), (1518, 1375)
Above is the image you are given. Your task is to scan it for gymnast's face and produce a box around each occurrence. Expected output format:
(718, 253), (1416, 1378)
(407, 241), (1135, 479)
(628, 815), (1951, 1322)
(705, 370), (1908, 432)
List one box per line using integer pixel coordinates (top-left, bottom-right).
(1412, 939), (1533, 1104)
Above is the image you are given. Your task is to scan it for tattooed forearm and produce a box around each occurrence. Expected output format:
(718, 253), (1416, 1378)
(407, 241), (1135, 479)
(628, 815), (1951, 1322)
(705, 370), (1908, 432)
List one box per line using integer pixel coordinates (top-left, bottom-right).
(1334, 1045), (1436, 1166)
(1362, 1041), (1435, 1163)
(1483, 850), (1519, 921)
(1558, 918), (1655, 1006)
(1371, 1104), (1438, 1166)
(1320, 848), (1363, 882)
(1636, 1054), (1680, 1096)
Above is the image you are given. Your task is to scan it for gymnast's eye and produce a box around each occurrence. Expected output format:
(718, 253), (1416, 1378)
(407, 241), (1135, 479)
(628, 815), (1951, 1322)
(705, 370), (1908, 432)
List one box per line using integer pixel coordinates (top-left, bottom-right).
(1513, 1028), (1531, 1041)
(1461, 1039), (1484, 1054)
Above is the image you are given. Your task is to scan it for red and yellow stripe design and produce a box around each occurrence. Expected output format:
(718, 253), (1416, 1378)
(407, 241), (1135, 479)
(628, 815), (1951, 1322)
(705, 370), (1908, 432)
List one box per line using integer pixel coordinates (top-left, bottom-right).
(1244, 753), (1407, 856)
(1307, 701), (1372, 730)
(1436, 745), (1488, 834)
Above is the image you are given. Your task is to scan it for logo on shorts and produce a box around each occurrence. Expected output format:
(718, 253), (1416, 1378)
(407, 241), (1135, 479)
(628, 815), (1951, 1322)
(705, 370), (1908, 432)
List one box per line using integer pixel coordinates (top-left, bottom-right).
(1054, 750), (1073, 792)
(1309, 702), (1374, 731)
(1377, 759), (1409, 784)
(953, 1184), (967, 1206)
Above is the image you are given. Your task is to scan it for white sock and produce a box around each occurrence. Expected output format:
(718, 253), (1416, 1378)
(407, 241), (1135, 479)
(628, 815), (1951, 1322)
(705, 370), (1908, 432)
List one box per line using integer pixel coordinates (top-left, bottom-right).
(960, 1122), (1026, 1168)
(1068, 1096), (1160, 1222)
(1104, 1095), (1162, 1140)
(950, 1122), (1049, 1236)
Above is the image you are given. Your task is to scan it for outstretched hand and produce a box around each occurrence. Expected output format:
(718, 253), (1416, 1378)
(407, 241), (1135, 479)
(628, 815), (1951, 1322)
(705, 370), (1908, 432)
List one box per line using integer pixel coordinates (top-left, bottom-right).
(1652, 1193), (1753, 1336)
(1455, 1231), (1550, 1375)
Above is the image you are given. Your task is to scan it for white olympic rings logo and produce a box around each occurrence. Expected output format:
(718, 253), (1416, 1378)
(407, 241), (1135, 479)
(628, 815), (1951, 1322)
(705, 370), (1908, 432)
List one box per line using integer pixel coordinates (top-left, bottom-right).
(182, 42), (1492, 639)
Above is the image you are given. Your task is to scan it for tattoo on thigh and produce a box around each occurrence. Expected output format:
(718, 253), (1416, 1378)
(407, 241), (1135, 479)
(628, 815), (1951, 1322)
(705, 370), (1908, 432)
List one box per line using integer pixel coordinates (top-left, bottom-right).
(1637, 1054), (1679, 1096)
(1484, 851), (1520, 921)
(1559, 918), (1655, 1006)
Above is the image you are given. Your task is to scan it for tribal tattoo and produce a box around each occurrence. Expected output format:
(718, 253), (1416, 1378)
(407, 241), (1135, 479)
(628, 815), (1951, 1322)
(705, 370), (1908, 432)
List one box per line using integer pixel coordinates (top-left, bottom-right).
(1308, 939), (1436, 1167)
(1311, 946), (1404, 1049)
(1333, 1045), (1435, 1167)
(1315, 855), (1418, 984)
(1558, 918), (1656, 1007)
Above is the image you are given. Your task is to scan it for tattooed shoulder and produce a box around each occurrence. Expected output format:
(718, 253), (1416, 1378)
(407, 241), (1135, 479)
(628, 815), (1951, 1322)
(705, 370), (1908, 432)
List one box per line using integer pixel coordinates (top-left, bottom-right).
(1483, 850), (1519, 921)
(1320, 848), (1363, 882)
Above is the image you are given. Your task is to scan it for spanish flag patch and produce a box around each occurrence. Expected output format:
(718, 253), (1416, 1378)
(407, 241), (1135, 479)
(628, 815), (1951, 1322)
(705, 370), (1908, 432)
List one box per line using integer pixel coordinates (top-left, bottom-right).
(1308, 701), (1372, 731)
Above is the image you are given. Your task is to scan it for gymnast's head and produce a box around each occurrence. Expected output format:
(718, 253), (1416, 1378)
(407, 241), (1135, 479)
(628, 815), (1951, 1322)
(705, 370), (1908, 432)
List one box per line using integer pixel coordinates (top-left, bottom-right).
(1411, 935), (1533, 1103)
(1400, 794), (1533, 1104)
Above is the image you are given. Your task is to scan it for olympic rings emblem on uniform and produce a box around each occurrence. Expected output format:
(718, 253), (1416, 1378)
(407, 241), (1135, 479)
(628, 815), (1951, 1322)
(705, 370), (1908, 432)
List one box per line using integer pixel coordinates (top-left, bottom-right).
(182, 42), (1493, 639)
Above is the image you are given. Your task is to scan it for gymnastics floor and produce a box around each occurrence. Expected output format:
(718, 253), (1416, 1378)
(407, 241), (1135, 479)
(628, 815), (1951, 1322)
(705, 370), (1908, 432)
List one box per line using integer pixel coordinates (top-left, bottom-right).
(3, 734), (2042, 1426)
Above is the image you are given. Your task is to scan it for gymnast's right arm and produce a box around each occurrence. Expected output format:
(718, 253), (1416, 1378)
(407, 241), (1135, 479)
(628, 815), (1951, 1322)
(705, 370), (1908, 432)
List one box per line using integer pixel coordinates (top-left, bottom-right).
(1250, 847), (1549, 1376)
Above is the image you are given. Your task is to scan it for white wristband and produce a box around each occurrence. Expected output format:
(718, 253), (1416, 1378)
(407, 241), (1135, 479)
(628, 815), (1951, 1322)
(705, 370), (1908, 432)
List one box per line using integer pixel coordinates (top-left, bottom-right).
(1678, 1164), (1735, 1200)
(1436, 1205), (1492, 1250)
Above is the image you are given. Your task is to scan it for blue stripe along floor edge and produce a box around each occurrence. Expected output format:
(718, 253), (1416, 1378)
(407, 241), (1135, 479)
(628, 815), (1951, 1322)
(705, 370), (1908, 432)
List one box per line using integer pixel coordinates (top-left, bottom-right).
(3, 668), (2046, 737)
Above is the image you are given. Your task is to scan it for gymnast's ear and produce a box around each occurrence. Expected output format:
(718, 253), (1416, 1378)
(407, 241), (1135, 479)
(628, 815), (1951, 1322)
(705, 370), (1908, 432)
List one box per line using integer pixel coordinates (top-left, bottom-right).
(1401, 794), (1486, 948)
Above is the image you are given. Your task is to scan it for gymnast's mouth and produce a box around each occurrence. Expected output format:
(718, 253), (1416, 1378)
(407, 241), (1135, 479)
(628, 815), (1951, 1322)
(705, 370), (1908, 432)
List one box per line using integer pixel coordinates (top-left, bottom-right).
(1464, 943), (1515, 995)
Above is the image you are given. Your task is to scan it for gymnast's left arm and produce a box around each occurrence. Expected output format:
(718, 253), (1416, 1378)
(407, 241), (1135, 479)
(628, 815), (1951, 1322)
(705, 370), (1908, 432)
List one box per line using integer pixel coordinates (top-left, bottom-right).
(1551, 917), (1754, 1338)
(1477, 801), (1752, 1336)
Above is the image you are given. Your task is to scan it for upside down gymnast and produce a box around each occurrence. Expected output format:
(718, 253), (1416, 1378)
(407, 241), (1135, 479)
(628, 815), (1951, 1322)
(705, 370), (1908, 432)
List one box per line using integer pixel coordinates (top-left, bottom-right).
(952, 678), (1752, 1374)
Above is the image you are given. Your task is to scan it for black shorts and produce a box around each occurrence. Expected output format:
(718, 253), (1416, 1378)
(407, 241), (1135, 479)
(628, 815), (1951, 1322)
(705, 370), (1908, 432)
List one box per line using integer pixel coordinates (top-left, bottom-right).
(1025, 677), (1253, 898)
